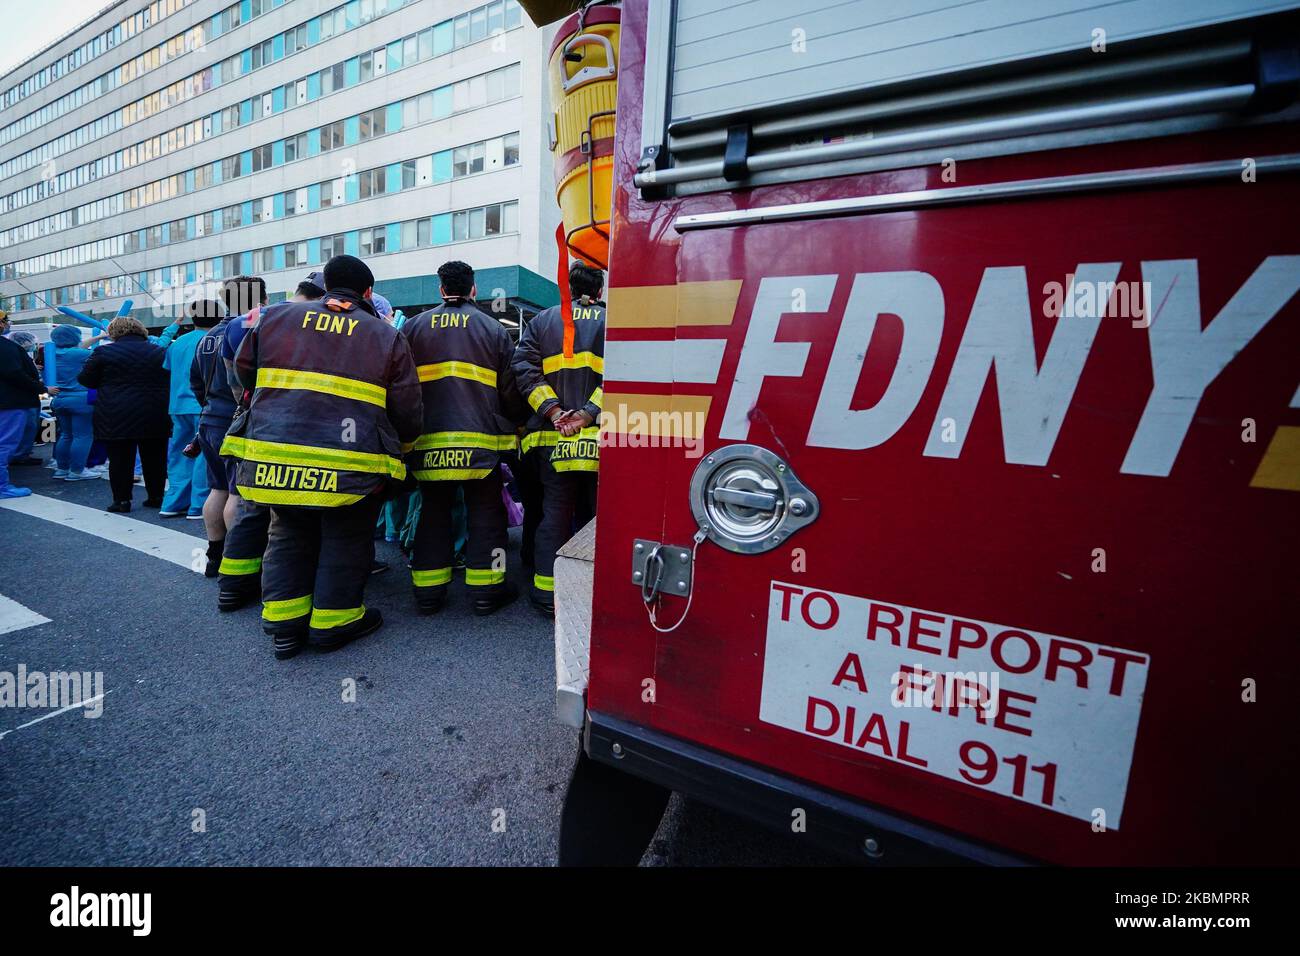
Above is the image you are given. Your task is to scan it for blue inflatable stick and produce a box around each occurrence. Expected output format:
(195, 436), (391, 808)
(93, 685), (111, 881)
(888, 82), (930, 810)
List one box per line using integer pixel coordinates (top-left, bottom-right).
(55, 306), (109, 332)
(43, 341), (57, 387)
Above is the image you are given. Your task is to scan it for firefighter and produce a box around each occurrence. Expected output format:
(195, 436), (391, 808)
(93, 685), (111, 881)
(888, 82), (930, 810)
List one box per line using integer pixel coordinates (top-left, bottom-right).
(512, 262), (605, 617)
(213, 275), (273, 611)
(400, 260), (524, 616)
(229, 255), (423, 659)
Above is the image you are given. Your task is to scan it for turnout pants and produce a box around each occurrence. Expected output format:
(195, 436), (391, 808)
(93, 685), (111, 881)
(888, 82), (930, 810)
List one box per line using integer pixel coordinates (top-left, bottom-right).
(219, 497), (271, 599)
(532, 452), (598, 603)
(260, 496), (382, 640)
(411, 470), (508, 602)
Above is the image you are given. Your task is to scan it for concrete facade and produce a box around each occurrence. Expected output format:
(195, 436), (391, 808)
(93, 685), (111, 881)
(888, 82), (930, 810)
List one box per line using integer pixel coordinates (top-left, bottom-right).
(0, 0), (561, 328)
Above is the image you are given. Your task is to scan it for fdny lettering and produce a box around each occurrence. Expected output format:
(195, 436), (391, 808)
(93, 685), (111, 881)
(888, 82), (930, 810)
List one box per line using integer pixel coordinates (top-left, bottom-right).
(422, 448), (473, 469)
(718, 258), (1300, 477)
(572, 306), (602, 321)
(432, 313), (470, 329)
(254, 463), (340, 491)
(301, 310), (360, 336)
(553, 438), (599, 460)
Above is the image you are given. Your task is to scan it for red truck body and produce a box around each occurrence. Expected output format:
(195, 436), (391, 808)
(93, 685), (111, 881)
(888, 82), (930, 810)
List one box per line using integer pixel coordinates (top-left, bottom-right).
(560, 0), (1299, 865)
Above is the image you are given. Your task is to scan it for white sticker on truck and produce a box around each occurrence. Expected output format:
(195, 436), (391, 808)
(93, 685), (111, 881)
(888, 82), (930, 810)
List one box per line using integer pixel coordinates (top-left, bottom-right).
(759, 582), (1150, 827)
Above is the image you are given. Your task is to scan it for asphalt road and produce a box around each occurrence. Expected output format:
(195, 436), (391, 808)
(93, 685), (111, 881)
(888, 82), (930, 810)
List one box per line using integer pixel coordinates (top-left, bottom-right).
(0, 450), (834, 866)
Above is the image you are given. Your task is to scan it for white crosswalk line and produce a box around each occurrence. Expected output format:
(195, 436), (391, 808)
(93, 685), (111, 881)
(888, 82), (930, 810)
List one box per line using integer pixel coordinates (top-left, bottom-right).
(0, 594), (51, 636)
(0, 494), (205, 573)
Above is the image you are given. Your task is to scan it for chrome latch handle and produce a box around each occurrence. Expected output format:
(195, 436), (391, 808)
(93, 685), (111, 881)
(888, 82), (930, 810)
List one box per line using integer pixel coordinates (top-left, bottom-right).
(689, 444), (819, 554)
(709, 486), (779, 513)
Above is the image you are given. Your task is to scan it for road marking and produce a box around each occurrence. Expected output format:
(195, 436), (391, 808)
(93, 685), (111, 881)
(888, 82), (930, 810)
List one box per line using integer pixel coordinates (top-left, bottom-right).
(0, 594), (51, 636)
(0, 691), (111, 743)
(0, 494), (204, 573)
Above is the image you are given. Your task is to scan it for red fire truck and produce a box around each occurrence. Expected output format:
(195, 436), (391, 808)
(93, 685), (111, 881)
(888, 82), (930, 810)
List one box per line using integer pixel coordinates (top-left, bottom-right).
(527, 0), (1300, 865)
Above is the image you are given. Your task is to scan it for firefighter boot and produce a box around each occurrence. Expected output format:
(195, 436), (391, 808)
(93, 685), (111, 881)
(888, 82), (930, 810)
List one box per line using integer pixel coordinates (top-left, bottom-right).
(308, 608), (384, 652)
(474, 581), (519, 617)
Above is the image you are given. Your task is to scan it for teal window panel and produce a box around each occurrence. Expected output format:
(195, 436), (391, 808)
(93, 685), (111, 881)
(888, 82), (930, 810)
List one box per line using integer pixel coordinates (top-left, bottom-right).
(434, 21), (453, 55)
(211, 111), (222, 135)
(345, 175), (359, 202)
(186, 262), (196, 283)
(386, 223), (401, 252)
(433, 86), (453, 117)
(272, 86), (285, 113)
(185, 169), (195, 191)
(308, 238), (321, 263)
(345, 231), (359, 257)
(432, 213), (451, 245)
(307, 73), (320, 100)
(162, 223), (170, 243)
(138, 229), (147, 247)
(211, 215), (221, 234)
(386, 102), (402, 132)
(272, 139), (285, 165)
(241, 49), (252, 75)
(385, 163), (401, 193)
(345, 57), (360, 87)
(212, 62), (222, 86)
(387, 42), (402, 72)
(211, 14), (222, 38)
(432, 150), (452, 182)
(307, 18), (320, 45)
(273, 194), (285, 218)
(213, 259), (223, 279)
(274, 245), (285, 270)
(307, 133), (320, 158)
(344, 115), (359, 145)
(241, 0), (251, 22)
(240, 99), (252, 124)
(241, 251), (253, 274)
(242, 201), (254, 223)
(308, 183), (321, 210)
(187, 218), (196, 239)
(346, 1), (360, 30)
(273, 35), (284, 61)
(240, 151), (252, 176)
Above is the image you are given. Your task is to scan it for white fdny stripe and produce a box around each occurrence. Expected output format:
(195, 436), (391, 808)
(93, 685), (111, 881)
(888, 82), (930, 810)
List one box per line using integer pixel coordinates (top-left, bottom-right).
(605, 338), (728, 384)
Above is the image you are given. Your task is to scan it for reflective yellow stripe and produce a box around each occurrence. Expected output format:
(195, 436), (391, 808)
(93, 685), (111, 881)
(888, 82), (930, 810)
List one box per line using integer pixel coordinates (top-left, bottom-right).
(219, 556), (262, 575)
(310, 605), (365, 630)
(589, 386), (603, 410)
(256, 367), (386, 407)
(465, 568), (505, 587)
(417, 361), (497, 387)
(236, 485), (365, 507)
(528, 384), (559, 411)
(411, 567), (452, 587)
(521, 430), (560, 454)
(235, 437), (405, 477)
(220, 434), (245, 458)
(554, 458), (600, 473)
(412, 468), (492, 481)
(263, 595), (312, 622)
(534, 574), (555, 592)
(413, 431), (516, 451)
(542, 351), (603, 375)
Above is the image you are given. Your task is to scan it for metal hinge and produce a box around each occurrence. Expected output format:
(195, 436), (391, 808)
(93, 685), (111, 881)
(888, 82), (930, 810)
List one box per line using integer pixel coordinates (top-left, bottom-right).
(632, 539), (694, 601)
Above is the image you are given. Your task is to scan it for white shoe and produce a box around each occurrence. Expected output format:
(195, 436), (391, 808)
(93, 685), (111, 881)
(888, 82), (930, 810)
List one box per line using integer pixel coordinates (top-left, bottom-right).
(52, 469), (69, 478)
(44, 459), (58, 470)
(63, 470), (98, 481)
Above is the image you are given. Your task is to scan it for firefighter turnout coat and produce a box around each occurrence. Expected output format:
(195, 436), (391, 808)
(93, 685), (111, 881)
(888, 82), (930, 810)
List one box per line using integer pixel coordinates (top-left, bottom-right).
(399, 297), (524, 481)
(512, 301), (604, 472)
(226, 291), (423, 507)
